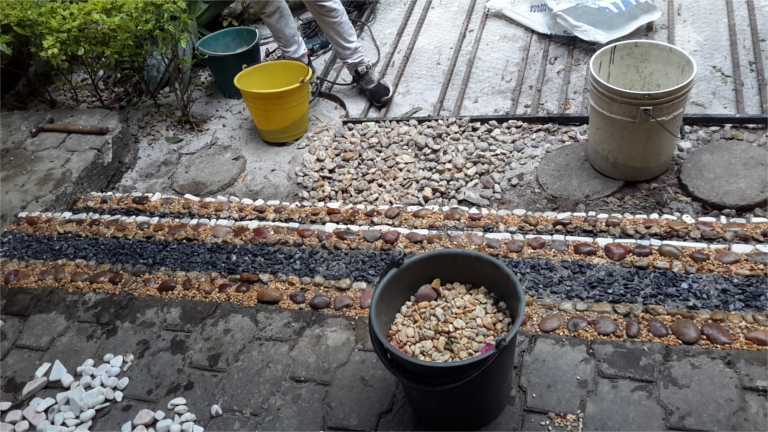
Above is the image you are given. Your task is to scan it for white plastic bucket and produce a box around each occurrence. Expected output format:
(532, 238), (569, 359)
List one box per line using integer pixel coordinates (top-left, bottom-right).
(588, 40), (697, 181)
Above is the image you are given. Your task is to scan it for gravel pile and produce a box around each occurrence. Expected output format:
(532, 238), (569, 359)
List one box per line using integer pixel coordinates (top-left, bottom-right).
(297, 119), (578, 207)
(295, 120), (766, 209)
(388, 280), (512, 362)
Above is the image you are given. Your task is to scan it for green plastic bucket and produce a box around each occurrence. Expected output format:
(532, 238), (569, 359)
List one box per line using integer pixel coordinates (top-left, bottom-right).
(197, 27), (262, 99)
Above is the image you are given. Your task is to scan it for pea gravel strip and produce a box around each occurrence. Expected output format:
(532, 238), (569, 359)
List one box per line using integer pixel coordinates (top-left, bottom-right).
(1, 232), (765, 312)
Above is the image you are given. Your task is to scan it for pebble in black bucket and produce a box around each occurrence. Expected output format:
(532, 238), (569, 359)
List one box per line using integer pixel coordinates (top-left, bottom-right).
(370, 250), (526, 430)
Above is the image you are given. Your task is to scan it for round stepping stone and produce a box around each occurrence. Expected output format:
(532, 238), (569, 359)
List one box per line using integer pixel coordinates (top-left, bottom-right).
(172, 147), (246, 197)
(537, 142), (624, 200)
(680, 141), (767, 210)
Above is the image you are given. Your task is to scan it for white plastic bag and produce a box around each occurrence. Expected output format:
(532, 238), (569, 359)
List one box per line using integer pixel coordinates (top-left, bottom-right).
(486, 0), (662, 44)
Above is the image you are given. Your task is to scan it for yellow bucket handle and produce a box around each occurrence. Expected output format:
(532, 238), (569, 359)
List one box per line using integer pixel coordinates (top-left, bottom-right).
(299, 63), (312, 84)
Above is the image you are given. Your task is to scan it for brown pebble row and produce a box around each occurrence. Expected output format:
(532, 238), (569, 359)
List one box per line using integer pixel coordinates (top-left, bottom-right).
(73, 194), (768, 243)
(7, 215), (768, 278)
(0, 260), (371, 318)
(1, 260), (765, 351)
(525, 308), (767, 351)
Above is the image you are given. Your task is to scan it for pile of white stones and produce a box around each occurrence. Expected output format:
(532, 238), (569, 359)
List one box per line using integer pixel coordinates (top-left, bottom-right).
(0, 354), (222, 432)
(0, 353), (133, 432)
(120, 398), (220, 432)
(389, 280), (513, 362)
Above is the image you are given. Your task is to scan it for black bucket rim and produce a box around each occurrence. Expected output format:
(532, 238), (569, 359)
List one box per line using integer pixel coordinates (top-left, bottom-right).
(370, 249), (525, 371)
(196, 26), (262, 57)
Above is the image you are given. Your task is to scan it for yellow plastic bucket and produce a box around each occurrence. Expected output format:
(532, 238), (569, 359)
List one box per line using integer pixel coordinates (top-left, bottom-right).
(234, 60), (313, 143)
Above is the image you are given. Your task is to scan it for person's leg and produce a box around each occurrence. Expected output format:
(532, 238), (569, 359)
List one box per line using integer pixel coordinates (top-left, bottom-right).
(302, 0), (392, 106)
(250, 0), (308, 63)
(301, 0), (365, 72)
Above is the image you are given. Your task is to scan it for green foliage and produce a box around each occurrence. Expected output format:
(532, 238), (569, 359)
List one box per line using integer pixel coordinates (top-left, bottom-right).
(0, 0), (202, 122)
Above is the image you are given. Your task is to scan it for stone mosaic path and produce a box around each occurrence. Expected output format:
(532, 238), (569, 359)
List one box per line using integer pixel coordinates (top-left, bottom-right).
(1, 190), (767, 430)
(1, 286), (766, 431)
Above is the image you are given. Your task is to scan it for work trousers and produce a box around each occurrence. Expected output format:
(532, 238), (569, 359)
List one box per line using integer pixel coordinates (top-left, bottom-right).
(250, 0), (367, 73)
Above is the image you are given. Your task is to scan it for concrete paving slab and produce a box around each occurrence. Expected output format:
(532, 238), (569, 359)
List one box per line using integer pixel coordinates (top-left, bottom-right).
(731, 350), (768, 391)
(734, 391), (768, 432)
(260, 382), (328, 431)
(0, 109), (134, 230)
(680, 141), (768, 210)
(205, 413), (261, 431)
(288, 316), (355, 385)
(0, 287), (49, 317)
(537, 142), (624, 201)
(0, 348), (46, 401)
(77, 293), (133, 325)
(353, 316), (374, 352)
(592, 340), (665, 382)
(657, 354), (742, 431)
(374, 383), (427, 431)
(583, 380), (667, 431)
(97, 325), (191, 403)
(519, 335), (596, 414)
(253, 307), (311, 342)
(326, 351), (397, 431)
(14, 312), (70, 351)
(162, 299), (219, 333)
(171, 145), (247, 197)
(0, 315), (24, 360)
(187, 306), (258, 372)
(43, 322), (110, 374)
(215, 340), (293, 415)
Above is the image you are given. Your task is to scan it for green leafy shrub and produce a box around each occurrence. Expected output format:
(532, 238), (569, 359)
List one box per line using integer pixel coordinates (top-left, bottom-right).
(0, 0), (202, 122)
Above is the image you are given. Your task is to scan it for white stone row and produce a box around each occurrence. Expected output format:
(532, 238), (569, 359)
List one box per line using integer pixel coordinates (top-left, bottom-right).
(19, 210), (768, 255)
(82, 192), (768, 224)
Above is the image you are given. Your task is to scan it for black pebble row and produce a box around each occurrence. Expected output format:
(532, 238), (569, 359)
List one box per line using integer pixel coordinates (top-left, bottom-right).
(0, 233), (397, 283)
(509, 259), (766, 312)
(1, 232), (765, 312)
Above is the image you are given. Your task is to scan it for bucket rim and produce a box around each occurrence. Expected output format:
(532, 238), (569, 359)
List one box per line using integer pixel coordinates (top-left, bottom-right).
(589, 40), (698, 96)
(196, 26), (262, 57)
(370, 249), (526, 370)
(234, 60), (313, 94)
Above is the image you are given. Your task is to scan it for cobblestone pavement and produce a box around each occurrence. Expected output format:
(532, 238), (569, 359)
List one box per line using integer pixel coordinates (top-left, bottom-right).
(1, 286), (765, 431)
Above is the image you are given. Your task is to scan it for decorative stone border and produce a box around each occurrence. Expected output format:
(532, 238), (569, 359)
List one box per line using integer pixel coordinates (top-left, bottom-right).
(73, 193), (768, 243)
(0, 260), (372, 318)
(8, 213), (768, 279)
(1, 260), (765, 351)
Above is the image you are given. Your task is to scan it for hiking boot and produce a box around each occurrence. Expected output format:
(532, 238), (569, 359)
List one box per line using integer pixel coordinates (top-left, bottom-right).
(352, 63), (392, 107)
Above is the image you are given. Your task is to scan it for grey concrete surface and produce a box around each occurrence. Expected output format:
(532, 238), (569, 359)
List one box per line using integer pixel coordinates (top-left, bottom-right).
(0, 109), (134, 229)
(1, 286), (766, 431)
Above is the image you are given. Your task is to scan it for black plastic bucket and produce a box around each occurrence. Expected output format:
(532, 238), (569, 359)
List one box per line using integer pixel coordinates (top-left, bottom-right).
(369, 250), (525, 430)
